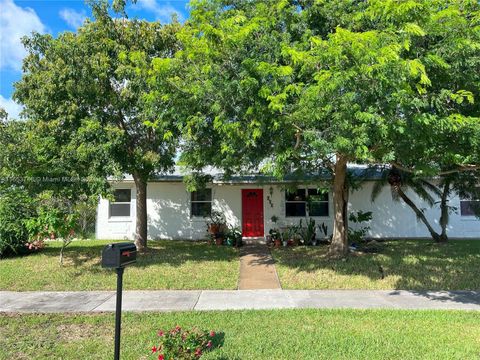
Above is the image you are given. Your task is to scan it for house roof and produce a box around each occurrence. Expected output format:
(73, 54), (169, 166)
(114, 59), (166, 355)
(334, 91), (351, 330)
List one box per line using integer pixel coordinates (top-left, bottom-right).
(111, 165), (387, 184)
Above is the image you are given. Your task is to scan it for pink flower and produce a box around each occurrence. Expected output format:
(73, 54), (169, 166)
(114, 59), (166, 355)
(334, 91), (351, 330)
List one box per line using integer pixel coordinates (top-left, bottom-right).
(209, 331), (215, 338)
(151, 345), (158, 353)
(207, 340), (212, 348)
(195, 348), (202, 357)
(158, 354), (164, 360)
(157, 330), (164, 337)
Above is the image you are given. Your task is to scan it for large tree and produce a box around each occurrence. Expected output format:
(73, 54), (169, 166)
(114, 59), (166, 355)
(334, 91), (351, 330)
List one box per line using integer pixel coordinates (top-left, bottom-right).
(169, 0), (480, 257)
(14, 2), (182, 250)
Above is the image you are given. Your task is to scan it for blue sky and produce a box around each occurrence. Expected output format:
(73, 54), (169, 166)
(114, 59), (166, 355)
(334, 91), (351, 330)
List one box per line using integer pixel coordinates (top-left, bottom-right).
(0, 0), (190, 119)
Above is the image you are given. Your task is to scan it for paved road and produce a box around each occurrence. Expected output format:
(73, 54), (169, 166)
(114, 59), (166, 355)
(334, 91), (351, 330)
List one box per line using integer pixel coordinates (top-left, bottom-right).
(1, 290), (479, 313)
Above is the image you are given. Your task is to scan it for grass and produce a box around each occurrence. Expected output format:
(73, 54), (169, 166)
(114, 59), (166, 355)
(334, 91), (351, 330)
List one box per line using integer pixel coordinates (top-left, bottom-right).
(1, 309), (479, 359)
(272, 239), (480, 290)
(0, 240), (239, 291)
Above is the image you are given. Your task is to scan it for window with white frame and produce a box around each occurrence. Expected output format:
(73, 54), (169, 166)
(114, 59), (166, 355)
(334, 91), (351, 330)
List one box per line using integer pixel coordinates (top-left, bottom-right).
(109, 189), (131, 217)
(285, 188), (329, 217)
(191, 189), (212, 217)
(460, 195), (480, 217)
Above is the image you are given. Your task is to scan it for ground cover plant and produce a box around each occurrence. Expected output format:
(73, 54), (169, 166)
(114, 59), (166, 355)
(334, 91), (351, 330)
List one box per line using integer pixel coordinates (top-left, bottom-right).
(1, 309), (479, 359)
(0, 240), (239, 291)
(273, 239), (480, 290)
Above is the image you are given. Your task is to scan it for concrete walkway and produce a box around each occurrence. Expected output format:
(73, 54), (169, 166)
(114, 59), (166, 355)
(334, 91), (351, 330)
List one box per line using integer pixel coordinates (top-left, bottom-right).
(1, 290), (479, 313)
(238, 245), (281, 290)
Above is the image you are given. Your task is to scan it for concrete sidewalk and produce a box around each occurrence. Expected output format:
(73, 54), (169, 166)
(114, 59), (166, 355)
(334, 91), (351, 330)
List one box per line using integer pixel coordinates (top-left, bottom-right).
(1, 290), (479, 313)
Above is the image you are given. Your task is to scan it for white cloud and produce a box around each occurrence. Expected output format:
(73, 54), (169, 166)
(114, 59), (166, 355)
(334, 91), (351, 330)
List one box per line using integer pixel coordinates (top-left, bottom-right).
(59, 8), (87, 29)
(0, 0), (46, 71)
(135, 0), (183, 23)
(0, 95), (23, 120)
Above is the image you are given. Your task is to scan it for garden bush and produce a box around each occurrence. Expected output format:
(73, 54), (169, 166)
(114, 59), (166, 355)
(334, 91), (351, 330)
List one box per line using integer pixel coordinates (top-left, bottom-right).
(150, 326), (217, 359)
(0, 187), (35, 257)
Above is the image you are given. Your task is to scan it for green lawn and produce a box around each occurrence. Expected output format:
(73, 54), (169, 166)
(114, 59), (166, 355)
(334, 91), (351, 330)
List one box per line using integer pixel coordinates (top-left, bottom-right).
(273, 240), (480, 290)
(0, 240), (239, 290)
(1, 309), (479, 359)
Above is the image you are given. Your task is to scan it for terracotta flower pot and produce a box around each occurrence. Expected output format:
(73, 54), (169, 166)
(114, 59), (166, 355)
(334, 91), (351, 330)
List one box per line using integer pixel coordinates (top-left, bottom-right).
(208, 224), (221, 234)
(215, 237), (224, 246)
(274, 239), (281, 248)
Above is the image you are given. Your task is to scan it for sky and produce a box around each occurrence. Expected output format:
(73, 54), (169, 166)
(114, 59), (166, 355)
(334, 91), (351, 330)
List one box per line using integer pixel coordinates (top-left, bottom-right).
(0, 0), (191, 119)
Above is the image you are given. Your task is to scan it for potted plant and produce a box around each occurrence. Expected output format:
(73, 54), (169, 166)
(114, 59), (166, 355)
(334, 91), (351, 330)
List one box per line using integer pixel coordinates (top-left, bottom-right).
(225, 226), (242, 247)
(298, 218), (316, 246)
(206, 210), (226, 245)
(269, 228), (281, 248)
(280, 226), (297, 247)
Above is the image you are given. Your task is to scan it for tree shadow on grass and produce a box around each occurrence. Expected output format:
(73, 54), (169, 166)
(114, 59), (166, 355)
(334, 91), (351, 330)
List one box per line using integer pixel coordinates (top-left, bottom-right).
(272, 240), (480, 299)
(38, 240), (238, 272)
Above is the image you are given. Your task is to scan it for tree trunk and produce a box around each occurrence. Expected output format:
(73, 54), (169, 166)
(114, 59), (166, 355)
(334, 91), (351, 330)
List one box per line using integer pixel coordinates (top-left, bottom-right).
(329, 154), (349, 257)
(133, 173), (148, 252)
(397, 187), (441, 242)
(438, 179), (451, 243)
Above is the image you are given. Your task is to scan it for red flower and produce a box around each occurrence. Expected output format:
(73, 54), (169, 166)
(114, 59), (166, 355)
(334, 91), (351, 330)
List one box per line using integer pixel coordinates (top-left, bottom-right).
(151, 345), (157, 353)
(195, 348), (202, 357)
(209, 331), (215, 338)
(157, 330), (164, 337)
(207, 340), (212, 348)
(158, 354), (164, 360)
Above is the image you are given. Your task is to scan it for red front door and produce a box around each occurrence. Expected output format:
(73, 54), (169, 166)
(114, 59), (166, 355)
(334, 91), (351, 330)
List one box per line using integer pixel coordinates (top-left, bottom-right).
(242, 189), (264, 237)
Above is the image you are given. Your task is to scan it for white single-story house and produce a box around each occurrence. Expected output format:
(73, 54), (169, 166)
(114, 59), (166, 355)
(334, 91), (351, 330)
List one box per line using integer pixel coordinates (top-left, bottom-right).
(96, 166), (480, 241)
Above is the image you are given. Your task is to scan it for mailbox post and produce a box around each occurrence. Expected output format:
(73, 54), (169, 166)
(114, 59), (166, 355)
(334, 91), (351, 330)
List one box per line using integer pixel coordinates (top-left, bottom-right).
(102, 243), (137, 360)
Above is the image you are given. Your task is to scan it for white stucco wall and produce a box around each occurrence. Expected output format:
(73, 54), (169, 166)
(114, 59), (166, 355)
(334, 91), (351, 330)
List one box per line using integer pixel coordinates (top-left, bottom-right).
(96, 182), (136, 240)
(96, 180), (480, 240)
(349, 182), (480, 238)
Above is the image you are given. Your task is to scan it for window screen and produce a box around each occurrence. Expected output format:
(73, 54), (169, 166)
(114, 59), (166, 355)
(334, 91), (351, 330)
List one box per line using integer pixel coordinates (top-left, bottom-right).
(109, 189), (131, 217)
(191, 189), (212, 217)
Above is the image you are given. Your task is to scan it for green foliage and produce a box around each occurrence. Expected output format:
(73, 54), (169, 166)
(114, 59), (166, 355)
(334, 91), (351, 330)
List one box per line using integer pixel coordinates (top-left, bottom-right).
(73, 196), (98, 238)
(25, 196), (78, 241)
(280, 224), (299, 243)
(14, 2), (183, 248)
(169, 0), (479, 256)
(348, 211), (373, 244)
(298, 218), (316, 245)
(225, 226), (242, 247)
(150, 326), (216, 359)
(318, 222), (329, 238)
(24, 194), (79, 265)
(14, 10), (182, 179)
(0, 187), (34, 257)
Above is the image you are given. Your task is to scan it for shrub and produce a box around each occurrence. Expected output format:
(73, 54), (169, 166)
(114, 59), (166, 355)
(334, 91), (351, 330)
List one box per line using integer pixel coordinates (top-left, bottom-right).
(225, 226), (242, 247)
(73, 196), (97, 238)
(298, 218), (316, 245)
(348, 210), (373, 244)
(150, 326), (216, 359)
(25, 194), (78, 265)
(0, 187), (35, 257)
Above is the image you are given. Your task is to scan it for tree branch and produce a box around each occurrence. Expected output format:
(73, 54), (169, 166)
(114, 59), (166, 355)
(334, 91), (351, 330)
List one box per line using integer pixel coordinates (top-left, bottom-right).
(391, 162), (480, 176)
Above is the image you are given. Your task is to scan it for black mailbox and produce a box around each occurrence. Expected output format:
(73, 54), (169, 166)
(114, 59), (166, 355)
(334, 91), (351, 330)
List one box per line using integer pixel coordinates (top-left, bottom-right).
(102, 242), (137, 268)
